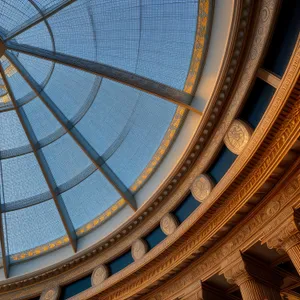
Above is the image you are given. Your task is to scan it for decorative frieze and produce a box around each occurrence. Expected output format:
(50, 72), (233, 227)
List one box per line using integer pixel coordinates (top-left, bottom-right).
(224, 119), (253, 155)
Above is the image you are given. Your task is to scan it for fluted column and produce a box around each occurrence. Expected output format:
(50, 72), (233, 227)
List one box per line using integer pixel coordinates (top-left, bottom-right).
(221, 252), (282, 300)
(264, 209), (300, 276)
(238, 279), (282, 300)
(284, 234), (300, 275)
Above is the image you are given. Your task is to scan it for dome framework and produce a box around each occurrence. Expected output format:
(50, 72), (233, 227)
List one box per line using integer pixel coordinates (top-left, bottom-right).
(0, 0), (211, 280)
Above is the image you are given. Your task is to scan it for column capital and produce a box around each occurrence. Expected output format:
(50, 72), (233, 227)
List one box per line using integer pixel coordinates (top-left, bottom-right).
(264, 209), (300, 252)
(221, 252), (252, 286)
(220, 252), (282, 288)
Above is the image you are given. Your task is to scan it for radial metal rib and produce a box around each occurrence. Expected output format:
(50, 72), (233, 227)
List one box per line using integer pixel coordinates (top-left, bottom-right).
(5, 41), (202, 115)
(0, 181), (9, 278)
(0, 62), (78, 253)
(4, 0), (76, 41)
(5, 52), (137, 211)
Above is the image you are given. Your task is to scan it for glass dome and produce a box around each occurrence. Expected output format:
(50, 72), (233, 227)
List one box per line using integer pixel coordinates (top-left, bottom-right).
(0, 0), (206, 265)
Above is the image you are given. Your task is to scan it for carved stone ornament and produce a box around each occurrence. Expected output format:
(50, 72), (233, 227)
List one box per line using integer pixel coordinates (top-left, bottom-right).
(224, 119), (253, 155)
(160, 213), (179, 236)
(91, 264), (109, 286)
(191, 174), (215, 202)
(40, 286), (61, 300)
(131, 238), (148, 261)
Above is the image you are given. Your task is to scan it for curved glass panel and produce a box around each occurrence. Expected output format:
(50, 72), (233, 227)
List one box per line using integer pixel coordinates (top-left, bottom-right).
(1, 153), (49, 204)
(61, 171), (119, 229)
(0, 1), (37, 33)
(106, 92), (176, 187)
(41, 133), (92, 187)
(2, 200), (66, 256)
(0, 110), (30, 156)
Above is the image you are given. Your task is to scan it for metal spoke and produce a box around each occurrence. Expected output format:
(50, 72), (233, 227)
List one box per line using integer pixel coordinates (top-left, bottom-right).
(5, 51), (137, 211)
(0, 62), (78, 253)
(5, 41), (202, 115)
(4, 0), (76, 41)
(0, 163), (9, 278)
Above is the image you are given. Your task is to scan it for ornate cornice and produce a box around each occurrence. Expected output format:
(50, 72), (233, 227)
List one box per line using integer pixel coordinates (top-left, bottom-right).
(84, 34), (299, 299)
(0, 0), (284, 298)
(144, 152), (300, 300)
(263, 210), (300, 251)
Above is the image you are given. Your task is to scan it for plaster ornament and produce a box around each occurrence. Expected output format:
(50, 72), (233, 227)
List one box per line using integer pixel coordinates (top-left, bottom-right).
(160, 213), (179, 235)
(224, 119), (253, 155)
(131, 238), (149, 261)
(191, 174), (215, 202)
(92, 264), (109, 286)
(40, 286), (61, 300)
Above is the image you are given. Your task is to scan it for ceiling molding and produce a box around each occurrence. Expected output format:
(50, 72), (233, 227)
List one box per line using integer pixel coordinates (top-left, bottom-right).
(76, 30), (300, 300)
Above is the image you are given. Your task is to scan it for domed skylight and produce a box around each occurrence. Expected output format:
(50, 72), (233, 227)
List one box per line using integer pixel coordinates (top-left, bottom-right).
(0, 0), (206, 274)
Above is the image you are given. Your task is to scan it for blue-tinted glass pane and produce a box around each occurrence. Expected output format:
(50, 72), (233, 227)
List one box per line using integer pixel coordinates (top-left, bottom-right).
(0, 1), (37, 33)
(15, 22), (54, 51)
(22, 97), (64, 146)
(41, 133), (92, 187)
(2, 153), (49, 204)
(106, 91), (176, 187)
(0, 110), (31, 157)
(61, 171), (119, 229)
(76, 79), (140, 156)
(3, 199), (66, 255)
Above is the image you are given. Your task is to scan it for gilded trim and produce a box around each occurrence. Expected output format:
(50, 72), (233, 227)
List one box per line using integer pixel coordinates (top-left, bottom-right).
(11, 199), (126, 262)
(9, 0), (213, 263)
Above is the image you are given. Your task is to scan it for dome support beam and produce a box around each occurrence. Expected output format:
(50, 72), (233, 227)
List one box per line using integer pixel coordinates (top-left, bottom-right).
(0, 185), (9, 278)
(5, 41), (202, 115)
(3, 0), (76, 42)
(0, 62), (78, 254)
(5, 52), (137, 212)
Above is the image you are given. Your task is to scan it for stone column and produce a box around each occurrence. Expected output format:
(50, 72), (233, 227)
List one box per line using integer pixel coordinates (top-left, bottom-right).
(265, 209), (300, 276)
(221, 252), (282, 300)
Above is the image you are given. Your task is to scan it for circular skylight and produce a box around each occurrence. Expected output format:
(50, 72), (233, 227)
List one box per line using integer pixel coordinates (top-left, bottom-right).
(0, 0), (201, 265)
